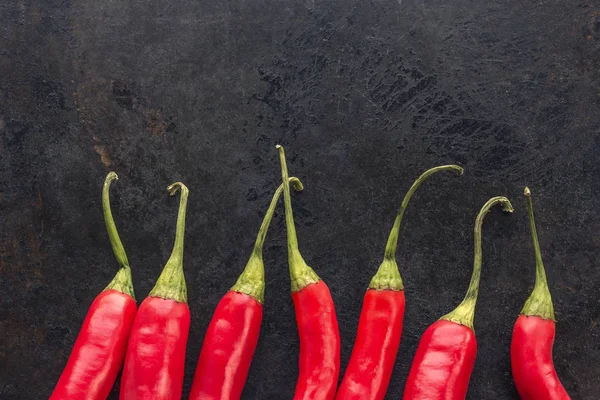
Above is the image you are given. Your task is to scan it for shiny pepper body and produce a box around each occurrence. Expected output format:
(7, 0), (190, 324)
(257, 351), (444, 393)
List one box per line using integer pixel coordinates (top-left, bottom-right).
(511, 315), (571, 400)
(189, 177), (304, 400)
(404, 197), (513, 400)
(292, 281), (340, 400)
(50, 290), (137, 400)
(336, 290), (405, 400)
(51, 172), (138, 400)
(337, 165), (464, 400)
(120, 297), (190, 400)
(277, 146), (341, 400)
(189, 291), (262, 400)
(403, 320), (476, 400)
(510, 188), (571, 400)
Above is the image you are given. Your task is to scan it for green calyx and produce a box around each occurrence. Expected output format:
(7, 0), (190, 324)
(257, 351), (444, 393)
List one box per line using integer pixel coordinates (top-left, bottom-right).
(288, 251), (320, 292)
(102, 172), (135, 300)
(149, 182), (189, 303)
(441, 196), (514, 331)
(369, 165), (464, 291)
(369, 258), (403, 291)
(231, 177), (304, 303)
(276, 145), (320, 293)
(231, 253), (265, 303)
(520, 187), (555, 321)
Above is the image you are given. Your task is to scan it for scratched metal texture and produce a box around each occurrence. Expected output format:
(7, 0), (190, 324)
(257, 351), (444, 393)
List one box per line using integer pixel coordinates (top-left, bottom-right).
(1, 1), (599, 399)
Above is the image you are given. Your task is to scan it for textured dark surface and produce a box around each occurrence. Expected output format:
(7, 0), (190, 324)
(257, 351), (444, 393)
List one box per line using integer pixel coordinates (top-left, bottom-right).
(1, 1), (599, 399)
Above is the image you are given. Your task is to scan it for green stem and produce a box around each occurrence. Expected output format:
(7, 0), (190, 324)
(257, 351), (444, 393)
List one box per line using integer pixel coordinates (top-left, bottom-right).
(520, 187), (555, 320)
(441, 196), (514, 331)
(370, 165), (464, 291)
(149, 182), (189, 303)
(102, 172), (135, 299)
(231, 177), (304, 303)
(276, 145), (320, 292)
(253, 177), (304, 256)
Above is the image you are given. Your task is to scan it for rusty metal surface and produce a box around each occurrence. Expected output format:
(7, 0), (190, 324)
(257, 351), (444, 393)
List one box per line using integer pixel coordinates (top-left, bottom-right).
(1, 1), (599, 398)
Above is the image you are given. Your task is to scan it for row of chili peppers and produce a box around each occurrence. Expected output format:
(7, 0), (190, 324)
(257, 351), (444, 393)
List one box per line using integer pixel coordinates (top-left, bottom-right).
(50, 145), (570, 400)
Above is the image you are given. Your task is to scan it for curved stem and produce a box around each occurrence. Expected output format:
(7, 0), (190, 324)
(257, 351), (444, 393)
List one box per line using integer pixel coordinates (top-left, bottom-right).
(383, 165), (464, 260)
(276, 146), (300, 253)
(166, 182), (189, 264)
(253, 177), (304, 256)
(276, 145), (320, 292)
(441, 196), (514, 331)
(149, 182), (189, 303)
(103, 172), (130, 269)
(231, 177), (304, 303)
(521, 187), (555, 320)
(102, 172), (135, 299)
(370, 165), (464, 291)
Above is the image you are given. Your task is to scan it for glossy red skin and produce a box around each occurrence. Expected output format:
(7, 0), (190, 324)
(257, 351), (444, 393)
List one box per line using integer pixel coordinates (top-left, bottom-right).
(403, 319), (477, 400)
(511, 315), (571, 400)
(50, 289), (137, 400)
(292, 280), (340, 400)
(120, 296), (190, 400)
(189, 291), (263, 400)
(336, 289), (405, 400)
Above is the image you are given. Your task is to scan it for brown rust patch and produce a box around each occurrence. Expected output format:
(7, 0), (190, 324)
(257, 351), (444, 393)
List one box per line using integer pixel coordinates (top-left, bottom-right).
(583, 11), (600, 40)
(93, 144), (112, 167)
(143, 108), (166, 136)
(142, 108), (176, 136)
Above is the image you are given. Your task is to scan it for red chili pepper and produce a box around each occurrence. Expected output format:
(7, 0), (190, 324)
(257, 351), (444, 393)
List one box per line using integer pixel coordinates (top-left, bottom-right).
(510, 188), (571, 400)
(336, 165), (463, 400)
(119, 182), (190, 400)
(189, 177), (304, 400)
(403, 196), (513, 400)
(277, 145), (341, 400)
(50, 172), (137, 400)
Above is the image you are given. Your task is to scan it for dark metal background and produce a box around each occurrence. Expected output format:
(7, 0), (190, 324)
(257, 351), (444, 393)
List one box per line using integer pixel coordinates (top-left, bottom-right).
(1, 1), (599, 399)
